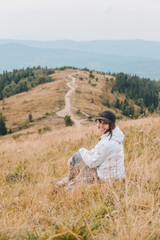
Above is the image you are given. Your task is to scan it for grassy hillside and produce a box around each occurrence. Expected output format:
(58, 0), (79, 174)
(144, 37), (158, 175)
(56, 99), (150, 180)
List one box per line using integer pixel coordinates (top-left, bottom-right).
(0, 69), (73, 130)
(0, 116), (160, 239)
(2, 67), (157, 134)
(71, 70), (131, 117)
(0, 68), (160, 239)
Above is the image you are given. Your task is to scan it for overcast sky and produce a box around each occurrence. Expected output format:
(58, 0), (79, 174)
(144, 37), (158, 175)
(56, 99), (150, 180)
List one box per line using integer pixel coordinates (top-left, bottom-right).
(0, 0), (160, 41)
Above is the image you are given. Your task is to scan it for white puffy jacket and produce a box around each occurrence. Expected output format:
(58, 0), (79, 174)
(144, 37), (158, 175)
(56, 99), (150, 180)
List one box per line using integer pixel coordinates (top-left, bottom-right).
(79, 126), (125, 181)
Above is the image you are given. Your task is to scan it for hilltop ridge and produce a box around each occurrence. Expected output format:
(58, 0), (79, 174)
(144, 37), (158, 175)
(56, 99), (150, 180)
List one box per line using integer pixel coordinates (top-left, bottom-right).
(0, 67), (160, 239)
(0, 67), (159, 135)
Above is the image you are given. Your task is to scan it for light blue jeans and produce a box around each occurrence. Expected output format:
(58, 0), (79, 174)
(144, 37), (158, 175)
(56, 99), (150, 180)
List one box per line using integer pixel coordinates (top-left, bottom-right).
(70, 152), (83, 166)
(69, 152), (98, 183)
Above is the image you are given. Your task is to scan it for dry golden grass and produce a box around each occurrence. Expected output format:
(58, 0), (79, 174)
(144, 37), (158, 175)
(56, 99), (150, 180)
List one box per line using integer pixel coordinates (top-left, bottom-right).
(0, 69), (74, 129)
(0, 69), (142, 133)
(0, 69), (159, 239)
(71, 70), (140, 119)
(0, 115), (160, 239)
(71, 71), (115, 117)
(65, 70), (139, 119)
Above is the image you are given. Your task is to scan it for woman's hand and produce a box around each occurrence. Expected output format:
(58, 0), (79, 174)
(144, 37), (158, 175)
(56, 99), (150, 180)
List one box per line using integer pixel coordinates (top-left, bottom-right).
(67, 157), (74, 169)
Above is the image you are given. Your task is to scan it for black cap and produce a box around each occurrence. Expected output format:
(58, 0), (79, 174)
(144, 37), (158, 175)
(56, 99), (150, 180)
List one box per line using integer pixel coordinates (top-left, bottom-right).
(95, 110), (116, 124)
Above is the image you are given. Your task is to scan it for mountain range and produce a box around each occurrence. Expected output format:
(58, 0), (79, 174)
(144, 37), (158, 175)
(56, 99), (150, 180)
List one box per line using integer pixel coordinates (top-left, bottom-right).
(0, 39), (160, 80)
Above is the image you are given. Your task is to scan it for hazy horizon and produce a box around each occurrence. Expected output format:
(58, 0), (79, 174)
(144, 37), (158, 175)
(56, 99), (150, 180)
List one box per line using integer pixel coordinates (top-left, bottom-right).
(1, 38), (160, 43)
(1, 39), (160, 80)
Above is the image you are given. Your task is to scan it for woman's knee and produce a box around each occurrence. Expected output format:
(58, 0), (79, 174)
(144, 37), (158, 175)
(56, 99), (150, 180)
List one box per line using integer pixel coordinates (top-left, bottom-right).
(71, 152), (83, 166)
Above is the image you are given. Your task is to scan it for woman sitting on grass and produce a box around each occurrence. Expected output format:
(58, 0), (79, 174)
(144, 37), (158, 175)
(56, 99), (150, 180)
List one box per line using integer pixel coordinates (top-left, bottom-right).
(58, 110), (125, 188)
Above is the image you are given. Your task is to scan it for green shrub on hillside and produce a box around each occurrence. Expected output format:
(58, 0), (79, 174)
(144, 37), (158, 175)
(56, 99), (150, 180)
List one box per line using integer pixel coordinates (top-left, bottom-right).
(89, 71), (94, 79)
(28, 113), (33, 122)
(43, 125), (52, 132)
(38, 125), (52, 134)
(0, 112), (7, 135)
(64, 115), (74, 126)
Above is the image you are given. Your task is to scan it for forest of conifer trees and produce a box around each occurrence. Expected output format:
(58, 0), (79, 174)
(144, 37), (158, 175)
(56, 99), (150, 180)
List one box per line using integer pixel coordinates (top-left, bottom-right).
(0, 66), (55, 100)
(112, 72), (160, 114)
(0, 67), (160, 135)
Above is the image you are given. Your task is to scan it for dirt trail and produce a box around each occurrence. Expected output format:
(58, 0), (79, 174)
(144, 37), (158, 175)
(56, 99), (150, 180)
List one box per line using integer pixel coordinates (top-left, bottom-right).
(56, 73), (82, 128)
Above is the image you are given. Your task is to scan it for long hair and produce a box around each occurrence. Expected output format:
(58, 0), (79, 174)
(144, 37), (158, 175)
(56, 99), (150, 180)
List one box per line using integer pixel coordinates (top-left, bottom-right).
(106, 122), (116, 139)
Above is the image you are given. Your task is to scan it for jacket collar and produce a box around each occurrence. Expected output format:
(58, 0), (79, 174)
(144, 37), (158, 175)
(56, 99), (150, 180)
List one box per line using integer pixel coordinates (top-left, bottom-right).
(100, 131), (110, 140)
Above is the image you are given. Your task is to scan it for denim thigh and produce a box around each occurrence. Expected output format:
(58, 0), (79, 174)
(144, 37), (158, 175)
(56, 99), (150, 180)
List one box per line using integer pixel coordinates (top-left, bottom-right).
(70, 152), (83, 166)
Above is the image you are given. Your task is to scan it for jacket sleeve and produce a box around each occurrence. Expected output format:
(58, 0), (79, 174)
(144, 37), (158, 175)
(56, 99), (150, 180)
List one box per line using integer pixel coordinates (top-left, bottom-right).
(79, 140), (112, 168)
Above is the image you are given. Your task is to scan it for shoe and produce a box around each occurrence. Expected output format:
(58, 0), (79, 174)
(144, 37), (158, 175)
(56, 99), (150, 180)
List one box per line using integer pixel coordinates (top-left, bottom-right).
(65, 180), (75, 191)
(56, 177), (68, 186)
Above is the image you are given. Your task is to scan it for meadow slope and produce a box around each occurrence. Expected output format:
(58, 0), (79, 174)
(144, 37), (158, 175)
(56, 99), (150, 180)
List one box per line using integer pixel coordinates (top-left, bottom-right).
(0, 69), (160, 239)
(0, 68), (141, 133)
(0, 116), (160, 239)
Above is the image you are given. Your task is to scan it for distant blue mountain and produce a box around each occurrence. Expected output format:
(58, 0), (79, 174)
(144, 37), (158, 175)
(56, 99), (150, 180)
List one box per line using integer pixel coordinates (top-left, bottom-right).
(0, 39), (160, 80)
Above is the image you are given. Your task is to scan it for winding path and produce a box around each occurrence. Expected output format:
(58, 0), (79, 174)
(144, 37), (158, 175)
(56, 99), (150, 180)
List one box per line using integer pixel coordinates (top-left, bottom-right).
(56, 73), (82, 128)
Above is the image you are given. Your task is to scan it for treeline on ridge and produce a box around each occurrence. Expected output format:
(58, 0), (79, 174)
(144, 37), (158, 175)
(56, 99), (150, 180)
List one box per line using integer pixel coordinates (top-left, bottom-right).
(0, 66), (55, 100)
(111, 72), (160, 114)
(0, 66), (160, 119)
